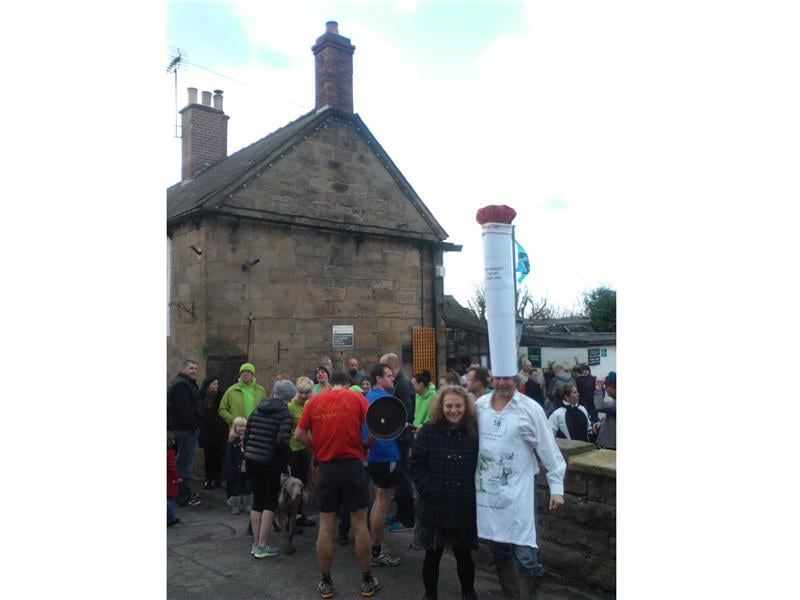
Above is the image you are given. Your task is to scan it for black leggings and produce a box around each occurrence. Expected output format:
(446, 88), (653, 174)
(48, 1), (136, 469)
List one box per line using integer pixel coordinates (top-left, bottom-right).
(423, 546), (475, 597)
(289, 449), (310, 516)
(203, 445), (224, 481)
(246, 460), (281, 512)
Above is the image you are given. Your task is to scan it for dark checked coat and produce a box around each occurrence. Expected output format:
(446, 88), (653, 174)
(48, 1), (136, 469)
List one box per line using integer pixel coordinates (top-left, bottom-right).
(410, 419), (479, 533)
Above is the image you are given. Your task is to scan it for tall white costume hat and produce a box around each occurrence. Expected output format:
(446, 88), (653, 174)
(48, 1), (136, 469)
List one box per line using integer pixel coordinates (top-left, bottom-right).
(476, 204), (518, 377)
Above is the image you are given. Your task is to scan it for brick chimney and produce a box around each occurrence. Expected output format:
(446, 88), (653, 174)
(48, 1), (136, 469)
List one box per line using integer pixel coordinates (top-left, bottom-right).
(179, 87), (229, 180)
(311, 21), (356, 113)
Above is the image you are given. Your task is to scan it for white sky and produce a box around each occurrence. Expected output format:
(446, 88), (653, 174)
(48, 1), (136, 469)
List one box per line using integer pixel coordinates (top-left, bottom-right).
(165, 0), (620, 312)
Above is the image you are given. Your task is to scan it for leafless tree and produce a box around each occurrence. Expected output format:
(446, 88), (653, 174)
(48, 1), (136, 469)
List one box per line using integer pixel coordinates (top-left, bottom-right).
(468, 284), (563, 322)
(467, 284), (487, 323)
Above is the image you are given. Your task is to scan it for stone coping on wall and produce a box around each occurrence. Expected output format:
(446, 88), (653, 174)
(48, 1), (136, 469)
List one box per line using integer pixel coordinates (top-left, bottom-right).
(553, 439), (616, 478)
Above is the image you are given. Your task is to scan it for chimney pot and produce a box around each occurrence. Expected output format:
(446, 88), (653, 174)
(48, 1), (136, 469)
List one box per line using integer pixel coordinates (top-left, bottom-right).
(326, 21), (339, 34)
(180, 85), (230, 180)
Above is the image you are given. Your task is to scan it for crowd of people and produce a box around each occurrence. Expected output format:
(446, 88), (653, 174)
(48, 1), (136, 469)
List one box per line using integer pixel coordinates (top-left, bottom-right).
(167, 354), (617, 599)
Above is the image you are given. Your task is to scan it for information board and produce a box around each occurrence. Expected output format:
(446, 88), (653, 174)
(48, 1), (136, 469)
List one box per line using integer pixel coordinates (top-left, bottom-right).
(332, 325), (354, 348)
(587, 348), (601, 366)
(527, 347), (542, 368)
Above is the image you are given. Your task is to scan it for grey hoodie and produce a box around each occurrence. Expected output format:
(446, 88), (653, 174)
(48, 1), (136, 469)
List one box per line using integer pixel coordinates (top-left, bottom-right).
(593, 389), (616, 449)
(547, 371), (576, 401)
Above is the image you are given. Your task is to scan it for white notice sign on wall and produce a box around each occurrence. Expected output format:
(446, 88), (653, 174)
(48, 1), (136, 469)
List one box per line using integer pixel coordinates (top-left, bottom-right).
(332, 325), (354, 348)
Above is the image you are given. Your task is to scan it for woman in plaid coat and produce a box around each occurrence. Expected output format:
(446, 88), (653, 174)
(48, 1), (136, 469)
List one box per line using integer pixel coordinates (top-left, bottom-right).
(410, 385), (479, 600)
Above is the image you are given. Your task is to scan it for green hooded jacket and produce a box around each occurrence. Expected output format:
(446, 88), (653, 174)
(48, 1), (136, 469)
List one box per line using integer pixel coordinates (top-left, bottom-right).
(413, 383), (437, 427)
(218, 377), (267, 426)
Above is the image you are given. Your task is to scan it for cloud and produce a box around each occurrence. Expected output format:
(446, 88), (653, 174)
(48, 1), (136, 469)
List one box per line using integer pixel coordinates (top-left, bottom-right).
(394, 0), (419, 14)
(542, 197), (568, 210)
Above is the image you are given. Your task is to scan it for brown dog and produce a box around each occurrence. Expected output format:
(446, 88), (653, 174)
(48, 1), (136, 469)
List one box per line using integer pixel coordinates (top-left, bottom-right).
(277, 473), (304, 554)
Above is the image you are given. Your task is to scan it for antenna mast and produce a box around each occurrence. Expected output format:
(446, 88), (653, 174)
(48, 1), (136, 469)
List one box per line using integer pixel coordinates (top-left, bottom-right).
(166, 48), (187, 139)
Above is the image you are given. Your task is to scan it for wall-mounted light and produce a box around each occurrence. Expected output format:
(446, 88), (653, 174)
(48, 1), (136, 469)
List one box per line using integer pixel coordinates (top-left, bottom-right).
(241, 257), (261, 271)
(190, 245), (203, 256)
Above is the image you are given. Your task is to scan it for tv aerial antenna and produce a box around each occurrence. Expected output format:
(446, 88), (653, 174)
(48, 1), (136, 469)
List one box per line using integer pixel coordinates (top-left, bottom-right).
(167, 47), (187, 138)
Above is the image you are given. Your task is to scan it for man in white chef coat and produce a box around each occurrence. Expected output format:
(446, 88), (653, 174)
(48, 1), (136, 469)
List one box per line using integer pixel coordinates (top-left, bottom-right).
(475, 374), (566, 599)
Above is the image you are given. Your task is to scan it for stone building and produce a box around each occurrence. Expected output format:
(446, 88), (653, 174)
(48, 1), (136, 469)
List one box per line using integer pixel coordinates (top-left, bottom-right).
(167, 22), (459, 386)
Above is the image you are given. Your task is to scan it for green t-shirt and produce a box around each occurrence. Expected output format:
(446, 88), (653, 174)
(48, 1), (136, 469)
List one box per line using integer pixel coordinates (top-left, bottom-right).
(287, 396), (308, 452)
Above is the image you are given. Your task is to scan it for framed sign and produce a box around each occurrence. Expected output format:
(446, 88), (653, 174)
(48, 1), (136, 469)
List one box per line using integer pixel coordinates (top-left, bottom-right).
(332, 325), (354, 348)
(527, 347), (542, 368)
(587, 348), (601, 366)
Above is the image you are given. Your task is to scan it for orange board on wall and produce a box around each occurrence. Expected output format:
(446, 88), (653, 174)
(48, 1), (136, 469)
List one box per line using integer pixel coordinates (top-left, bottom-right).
(412, 327), (436, 380)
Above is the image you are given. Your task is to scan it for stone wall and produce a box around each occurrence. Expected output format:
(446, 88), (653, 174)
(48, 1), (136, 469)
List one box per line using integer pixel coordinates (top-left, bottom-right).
(167, 225), (208, 377)
(537, 440), (616, 592)
(168, 218), (444, 385)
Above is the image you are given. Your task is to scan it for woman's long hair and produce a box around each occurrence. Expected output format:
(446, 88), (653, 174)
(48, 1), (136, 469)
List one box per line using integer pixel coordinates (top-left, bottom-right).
(427, 385), (477, 439)
(200, 375), (220, 412)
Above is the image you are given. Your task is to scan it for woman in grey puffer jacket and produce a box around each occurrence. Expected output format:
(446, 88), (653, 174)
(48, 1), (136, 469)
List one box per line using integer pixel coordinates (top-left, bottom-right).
(243, 379), (295, 558)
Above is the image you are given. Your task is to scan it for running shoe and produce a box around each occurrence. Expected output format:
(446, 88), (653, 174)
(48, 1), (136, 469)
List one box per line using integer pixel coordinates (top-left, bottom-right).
(360, 575), (381, 597)
(371, 545), (400, 567)
(387, 521), (412, 532)
(316, 577), (335, 599)
(253, 544), (280, 558)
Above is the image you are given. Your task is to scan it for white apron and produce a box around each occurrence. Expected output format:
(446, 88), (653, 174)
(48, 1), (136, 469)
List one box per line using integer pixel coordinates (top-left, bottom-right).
(475, 401), (539, 547)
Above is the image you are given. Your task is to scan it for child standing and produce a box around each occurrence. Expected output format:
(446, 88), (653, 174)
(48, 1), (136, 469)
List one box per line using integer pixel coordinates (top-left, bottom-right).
(167, 432), (181, 526)
(224, 416), (252, 515)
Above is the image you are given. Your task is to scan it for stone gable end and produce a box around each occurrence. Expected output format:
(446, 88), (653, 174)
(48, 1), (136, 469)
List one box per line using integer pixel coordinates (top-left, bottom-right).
(227, 117), (440, 240)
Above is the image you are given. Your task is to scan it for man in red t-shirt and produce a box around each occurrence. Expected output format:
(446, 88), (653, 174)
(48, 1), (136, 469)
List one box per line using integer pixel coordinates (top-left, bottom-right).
(295, 371), (381, 598)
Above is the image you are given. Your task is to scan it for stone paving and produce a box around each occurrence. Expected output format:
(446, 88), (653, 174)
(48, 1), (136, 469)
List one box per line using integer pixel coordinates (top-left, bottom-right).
(168, 481), (614, 600)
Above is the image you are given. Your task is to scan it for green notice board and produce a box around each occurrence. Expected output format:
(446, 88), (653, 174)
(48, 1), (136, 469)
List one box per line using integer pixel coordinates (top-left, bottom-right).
(527, 347), (542, 368)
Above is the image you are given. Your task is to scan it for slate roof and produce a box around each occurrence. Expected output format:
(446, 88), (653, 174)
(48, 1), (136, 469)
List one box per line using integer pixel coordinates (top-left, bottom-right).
(167, 106), (449, 241)
(167, 109), (320, 222)
(520, 328), (616, 348)
(441, 297), (616, 347)
(442, 295), (487, 333)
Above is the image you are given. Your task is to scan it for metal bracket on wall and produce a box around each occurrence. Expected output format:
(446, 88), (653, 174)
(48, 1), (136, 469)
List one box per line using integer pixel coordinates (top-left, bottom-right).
(169, 301), (195, 318)
(277, 340), (290, 364)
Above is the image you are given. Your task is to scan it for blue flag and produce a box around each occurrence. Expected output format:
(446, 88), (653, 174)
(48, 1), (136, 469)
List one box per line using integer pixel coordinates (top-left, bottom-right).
(515, 240), (530, 285)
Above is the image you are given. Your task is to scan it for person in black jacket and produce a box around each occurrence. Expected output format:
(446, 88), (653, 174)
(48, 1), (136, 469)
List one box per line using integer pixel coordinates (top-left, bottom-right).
(410, 385), (479, 600)
(523, 368), (546, 407)
(198, 375), (228, 489)
(167, 359), (203, 507)
(243, 379), (295, 558)
(573, 364), (599, 424)
(380, 352), (416, 532)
